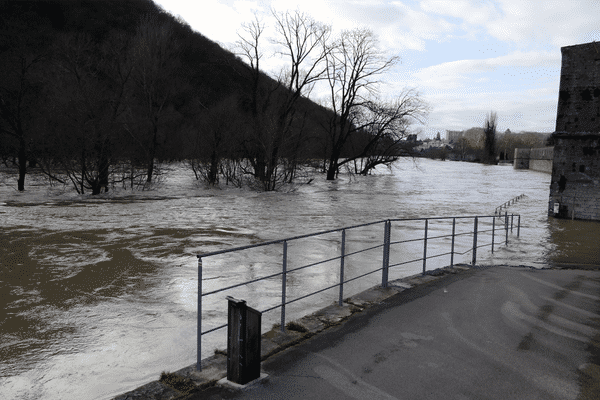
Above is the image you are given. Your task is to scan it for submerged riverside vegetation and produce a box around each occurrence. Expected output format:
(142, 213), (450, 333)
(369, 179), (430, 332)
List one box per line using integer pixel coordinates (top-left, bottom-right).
(0, 0), (428, 194)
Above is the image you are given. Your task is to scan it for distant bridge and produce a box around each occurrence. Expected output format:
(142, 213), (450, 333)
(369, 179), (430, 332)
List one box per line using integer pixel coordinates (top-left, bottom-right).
(513, 147), (553, 174)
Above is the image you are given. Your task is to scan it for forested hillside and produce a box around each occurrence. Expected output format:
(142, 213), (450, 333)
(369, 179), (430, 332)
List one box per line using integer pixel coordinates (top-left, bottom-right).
(0, 0), (426, 193)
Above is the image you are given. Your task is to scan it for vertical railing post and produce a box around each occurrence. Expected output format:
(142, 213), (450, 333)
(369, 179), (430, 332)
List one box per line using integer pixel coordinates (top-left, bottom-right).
(382, 221), (390, 288)
(197, 256), (202, 371)
(450, 218), (456, 267)
(339, 229), (346, 306)
(505, 211), (509, 246)
(281, 240), (287, 332)
(422, 219), (428, 274)
(511, 214), (514, 232)
(472, 217), (478, 266)
(517, 215), (521, 237)
(491, 217), (495, 253)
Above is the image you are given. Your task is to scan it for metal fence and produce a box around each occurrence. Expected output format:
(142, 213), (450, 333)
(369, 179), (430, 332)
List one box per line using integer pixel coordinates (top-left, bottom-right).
(495, 194), (526, 216)
(195, 213), (521, 370)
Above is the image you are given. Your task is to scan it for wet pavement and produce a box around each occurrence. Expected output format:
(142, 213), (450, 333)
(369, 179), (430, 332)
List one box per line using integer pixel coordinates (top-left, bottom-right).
(192, 265), (600, 400)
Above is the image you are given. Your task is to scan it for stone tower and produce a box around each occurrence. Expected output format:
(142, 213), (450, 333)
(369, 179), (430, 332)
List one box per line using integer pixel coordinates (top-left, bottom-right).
(549, 42), (600, 220)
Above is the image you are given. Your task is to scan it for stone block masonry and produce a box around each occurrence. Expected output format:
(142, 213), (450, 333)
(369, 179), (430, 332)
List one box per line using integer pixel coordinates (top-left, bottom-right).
(514, 147), (553, 173)
(549, 133), (600, 220)
(555, 42), (600, 133)
(549, 41), (600, 221)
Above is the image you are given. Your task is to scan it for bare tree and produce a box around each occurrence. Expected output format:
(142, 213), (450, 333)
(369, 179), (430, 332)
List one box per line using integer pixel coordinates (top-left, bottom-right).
(235, 14), (274, 182)
(0, 7), (53, 191)
(0, 52), (46, 191)
(236, 9), (331, 190)
(39, 30), (136, 195)
(346, 93), (428, 175)
(453, 136), (470, 160)
(42, 34), (116, 194)
(188, 96), (241, 185)
(322, 28), (427, 179)
(128, 15), (181, 183)
(483, 111), (497, 164)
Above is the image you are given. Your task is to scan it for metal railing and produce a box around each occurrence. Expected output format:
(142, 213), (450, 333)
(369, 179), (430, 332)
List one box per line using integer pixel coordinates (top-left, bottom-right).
(195, 213), (521, 370)
(495, 194), (526, 216)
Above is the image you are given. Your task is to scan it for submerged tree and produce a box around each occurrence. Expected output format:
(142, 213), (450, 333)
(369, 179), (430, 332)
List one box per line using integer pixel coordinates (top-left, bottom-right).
(0, 52), (46, 191)
(483, 111), (497, 165)
(322, 28), (427, 179)
(236, 9), (331, 190)
(352, 95), (428, 175)
(0, 0), (56, 191)
(128, 15), (182, 184)
(39, 31), (135, 195)
(187, 96), (243, 185)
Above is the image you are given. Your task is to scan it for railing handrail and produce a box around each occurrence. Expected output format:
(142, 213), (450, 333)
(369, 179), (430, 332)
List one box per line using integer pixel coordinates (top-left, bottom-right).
(197, 214), (509, 259)
(494, 194), (526, 216)
(195, 213), (521, 371)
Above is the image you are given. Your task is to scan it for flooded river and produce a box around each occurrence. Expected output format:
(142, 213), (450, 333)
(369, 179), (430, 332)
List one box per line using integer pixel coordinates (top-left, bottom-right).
(1, 158), (598, 399)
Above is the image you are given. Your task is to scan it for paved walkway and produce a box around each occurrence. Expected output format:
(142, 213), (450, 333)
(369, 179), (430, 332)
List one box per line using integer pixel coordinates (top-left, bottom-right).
(192, 266), (600, 400)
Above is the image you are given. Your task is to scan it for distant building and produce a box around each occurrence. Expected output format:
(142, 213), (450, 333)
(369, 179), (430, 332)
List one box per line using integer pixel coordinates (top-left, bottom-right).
(446, 130), (463, 143)
(549, 41), (600, 221)
(415, 136), (450, 152)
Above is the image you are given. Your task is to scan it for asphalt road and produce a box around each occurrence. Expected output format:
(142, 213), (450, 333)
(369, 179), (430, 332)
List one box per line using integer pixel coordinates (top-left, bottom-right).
(192, 266), (600, 400)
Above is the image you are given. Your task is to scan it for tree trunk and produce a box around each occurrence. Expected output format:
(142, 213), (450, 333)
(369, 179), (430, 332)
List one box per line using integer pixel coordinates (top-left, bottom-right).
(91, 179), (102, 195)
(265, 143), (280, 190)
(98, 139), (109, 193)
(254, 158), (266, 181)
(17, 137), (27, 191)
(326, 158), (338, 180)
(80, 148), (85, 195)
(326, 145), (343, 180)
(209, 150), (219, 185)
(146, 123), (158, 183)
(146, 158), (154, 183)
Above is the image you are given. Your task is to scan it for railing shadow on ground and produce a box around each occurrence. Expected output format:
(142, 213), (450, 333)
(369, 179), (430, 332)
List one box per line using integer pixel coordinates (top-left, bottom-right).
(195, 213), (521, 370)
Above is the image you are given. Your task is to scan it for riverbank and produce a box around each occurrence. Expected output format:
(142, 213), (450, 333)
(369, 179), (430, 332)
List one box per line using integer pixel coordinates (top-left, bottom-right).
(113, 263), (600, 399)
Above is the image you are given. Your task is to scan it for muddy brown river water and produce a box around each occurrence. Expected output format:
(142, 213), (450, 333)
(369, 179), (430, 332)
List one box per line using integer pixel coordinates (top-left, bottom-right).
(1, 158), (598, 399)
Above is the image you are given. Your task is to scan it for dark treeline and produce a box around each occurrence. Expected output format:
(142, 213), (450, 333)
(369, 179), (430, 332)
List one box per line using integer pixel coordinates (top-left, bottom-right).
(0, 0), (427, 193)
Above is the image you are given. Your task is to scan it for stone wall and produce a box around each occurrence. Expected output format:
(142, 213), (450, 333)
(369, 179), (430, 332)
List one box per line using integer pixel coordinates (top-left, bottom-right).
(548, 134), (600, 220)
(529, 147), (554, 174)
(549, 41), (600, 220)
(514, 147), (553, 173)
(514, 148), (531, 169)
(555, 42), (600, 133)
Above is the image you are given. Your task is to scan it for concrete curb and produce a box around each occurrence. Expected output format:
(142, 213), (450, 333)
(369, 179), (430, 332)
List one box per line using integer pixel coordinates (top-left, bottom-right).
(112, 264), (474, 400)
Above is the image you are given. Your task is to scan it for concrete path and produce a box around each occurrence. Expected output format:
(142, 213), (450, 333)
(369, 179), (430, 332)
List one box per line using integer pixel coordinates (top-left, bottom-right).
(193, 266), (600, 400)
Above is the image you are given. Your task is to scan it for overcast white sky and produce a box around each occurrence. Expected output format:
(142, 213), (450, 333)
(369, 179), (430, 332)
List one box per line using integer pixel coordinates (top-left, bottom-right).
(154, 0), (600, 138)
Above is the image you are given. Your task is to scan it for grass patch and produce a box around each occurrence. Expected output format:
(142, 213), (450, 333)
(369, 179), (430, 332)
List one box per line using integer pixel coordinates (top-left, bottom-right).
(214, 348), (227, 356)
(271, 321), (309, 333)
(286, 321), (308, 333)
(159, 371), (198, 396)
